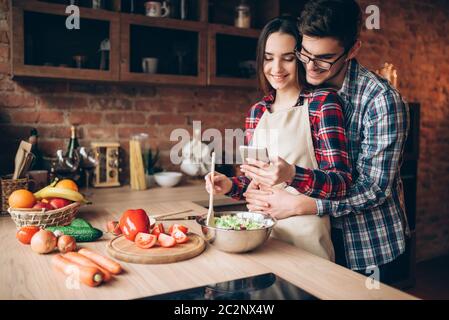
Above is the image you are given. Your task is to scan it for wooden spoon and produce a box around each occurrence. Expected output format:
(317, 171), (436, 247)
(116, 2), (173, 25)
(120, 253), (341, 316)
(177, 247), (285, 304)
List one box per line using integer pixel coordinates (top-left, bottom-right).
(206, 152), (216, 227)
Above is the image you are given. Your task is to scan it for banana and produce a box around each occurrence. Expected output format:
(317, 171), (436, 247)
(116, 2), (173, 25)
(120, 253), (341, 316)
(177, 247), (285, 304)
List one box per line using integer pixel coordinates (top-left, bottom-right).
(34, 186), (88, 203)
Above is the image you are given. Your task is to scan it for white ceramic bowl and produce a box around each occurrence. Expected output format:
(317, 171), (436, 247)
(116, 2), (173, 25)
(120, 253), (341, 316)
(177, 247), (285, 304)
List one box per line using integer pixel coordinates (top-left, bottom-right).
(154, 171), (183, 188)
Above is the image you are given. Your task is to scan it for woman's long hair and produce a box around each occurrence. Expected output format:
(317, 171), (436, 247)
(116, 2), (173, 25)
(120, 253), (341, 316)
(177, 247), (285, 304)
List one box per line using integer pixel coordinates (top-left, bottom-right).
(256, 16), (307, 96)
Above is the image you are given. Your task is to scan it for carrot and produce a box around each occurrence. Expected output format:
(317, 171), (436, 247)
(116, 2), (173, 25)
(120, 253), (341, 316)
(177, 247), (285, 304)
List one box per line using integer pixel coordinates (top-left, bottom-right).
(63, 252), (112, 282)
(78, 248), (122, 275)
(51, 254), (103, 287)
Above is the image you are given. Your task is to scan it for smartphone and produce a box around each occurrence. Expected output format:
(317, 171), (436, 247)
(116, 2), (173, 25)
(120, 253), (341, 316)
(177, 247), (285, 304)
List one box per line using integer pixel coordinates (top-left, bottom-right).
(239, 145), (270, 164)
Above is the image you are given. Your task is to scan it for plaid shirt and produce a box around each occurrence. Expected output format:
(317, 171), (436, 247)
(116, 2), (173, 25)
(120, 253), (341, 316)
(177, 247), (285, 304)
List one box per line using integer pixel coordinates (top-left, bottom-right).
(228, 89), (352, 200)
(316, 59), (410, 270)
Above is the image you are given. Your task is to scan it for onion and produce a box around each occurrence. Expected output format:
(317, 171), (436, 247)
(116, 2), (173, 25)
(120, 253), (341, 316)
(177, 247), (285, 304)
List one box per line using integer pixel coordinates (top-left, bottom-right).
(57, 235), (77, 253)
(30, 230), (57, 254)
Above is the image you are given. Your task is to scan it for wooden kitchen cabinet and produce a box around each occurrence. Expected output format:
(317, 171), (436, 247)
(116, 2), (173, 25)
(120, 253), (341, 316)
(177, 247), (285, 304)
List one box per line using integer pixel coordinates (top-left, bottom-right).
(11, 0), (120, 81)
(119, 13), (207, 85)
(207, 23), (259, 87)
(11, 0), (304, 87)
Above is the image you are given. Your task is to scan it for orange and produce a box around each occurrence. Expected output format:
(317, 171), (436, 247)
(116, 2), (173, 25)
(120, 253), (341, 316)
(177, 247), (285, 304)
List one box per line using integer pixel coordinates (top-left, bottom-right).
(8, 189), (36, 209)
(56, 179), (78, 192)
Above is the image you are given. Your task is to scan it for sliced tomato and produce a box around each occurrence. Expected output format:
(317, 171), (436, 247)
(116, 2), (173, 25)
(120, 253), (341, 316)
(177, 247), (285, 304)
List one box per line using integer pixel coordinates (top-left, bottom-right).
(151, 223), (165, 237)
(158, 233), (176, 248)
(171, 229), (189, 244)
(106, 220), (122, 236)
(157, 223), (165, 234)
(168, 224), (188, 235)
(135, 232), (157, 249)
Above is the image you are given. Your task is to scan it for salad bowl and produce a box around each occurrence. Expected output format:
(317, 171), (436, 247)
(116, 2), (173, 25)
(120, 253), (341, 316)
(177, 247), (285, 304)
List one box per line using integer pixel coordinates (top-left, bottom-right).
(195, 211), (276, 253)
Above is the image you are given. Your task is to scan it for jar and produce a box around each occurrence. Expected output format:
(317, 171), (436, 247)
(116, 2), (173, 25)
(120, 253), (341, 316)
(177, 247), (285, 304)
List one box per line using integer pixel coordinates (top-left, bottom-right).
(235, 2), (251, 28)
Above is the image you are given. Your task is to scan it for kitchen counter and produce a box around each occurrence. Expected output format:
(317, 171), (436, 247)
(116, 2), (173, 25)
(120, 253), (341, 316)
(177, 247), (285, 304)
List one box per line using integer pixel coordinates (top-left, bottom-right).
(0, 183), (418, 300)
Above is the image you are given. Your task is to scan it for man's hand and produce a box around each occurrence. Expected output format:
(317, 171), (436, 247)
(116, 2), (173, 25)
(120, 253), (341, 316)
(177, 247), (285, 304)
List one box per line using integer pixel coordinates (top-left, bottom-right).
(240, 156), (295, 186)
(244, 180), (271, 212)
(204, 171), (232, 195)
(244, 186), (319, 219)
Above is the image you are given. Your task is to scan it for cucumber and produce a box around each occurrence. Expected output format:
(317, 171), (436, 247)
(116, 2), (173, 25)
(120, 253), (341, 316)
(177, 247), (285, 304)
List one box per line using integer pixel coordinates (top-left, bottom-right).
(47, 225), (103, 242)
(70, 218), (92, 228)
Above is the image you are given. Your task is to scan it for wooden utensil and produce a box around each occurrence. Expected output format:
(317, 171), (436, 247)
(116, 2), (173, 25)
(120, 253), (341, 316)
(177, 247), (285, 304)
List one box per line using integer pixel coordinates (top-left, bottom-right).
(12, 141), (32, 180)
(151, 209), (194, 220)
(206, 152), (216, 227)
(18, 152), (35, 179)
(107, 233), (205, 264)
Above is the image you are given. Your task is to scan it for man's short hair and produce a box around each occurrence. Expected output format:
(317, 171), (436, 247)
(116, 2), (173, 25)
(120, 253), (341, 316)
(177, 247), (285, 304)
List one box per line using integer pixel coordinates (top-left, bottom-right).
(299, 0), (363, 51)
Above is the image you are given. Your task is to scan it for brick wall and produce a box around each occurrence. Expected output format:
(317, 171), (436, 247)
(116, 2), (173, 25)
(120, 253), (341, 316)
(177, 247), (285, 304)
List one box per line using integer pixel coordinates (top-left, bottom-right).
(1, 0), (448, 262)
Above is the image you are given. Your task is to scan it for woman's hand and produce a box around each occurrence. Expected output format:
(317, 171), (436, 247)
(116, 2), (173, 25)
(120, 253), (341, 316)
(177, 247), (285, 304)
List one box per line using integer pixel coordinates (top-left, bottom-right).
(244, 186), (309, 220)
(240, 156), (296, 186)
(204, 171), (232, 195)
(244, 180), (271, 212)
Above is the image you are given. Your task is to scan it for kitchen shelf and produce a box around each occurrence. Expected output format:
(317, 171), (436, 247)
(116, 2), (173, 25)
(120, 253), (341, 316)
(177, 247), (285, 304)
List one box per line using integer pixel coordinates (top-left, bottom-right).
(119, 13), (207, 85)
(207, 23), (259, 87)
(11, 0), (120, 81)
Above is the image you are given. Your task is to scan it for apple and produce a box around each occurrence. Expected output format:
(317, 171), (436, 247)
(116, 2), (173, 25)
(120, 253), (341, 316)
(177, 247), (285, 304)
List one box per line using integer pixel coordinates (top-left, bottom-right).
(33, 201), (54, 211)
(48, 198), (72, 209)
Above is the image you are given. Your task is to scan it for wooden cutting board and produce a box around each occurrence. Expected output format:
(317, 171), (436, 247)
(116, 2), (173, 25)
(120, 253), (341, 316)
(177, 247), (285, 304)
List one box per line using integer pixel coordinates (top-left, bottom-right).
(107, 233), (206, 264)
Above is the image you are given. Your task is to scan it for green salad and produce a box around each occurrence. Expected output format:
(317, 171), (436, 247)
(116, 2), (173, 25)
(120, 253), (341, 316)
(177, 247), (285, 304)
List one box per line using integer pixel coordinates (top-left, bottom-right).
(214, 215), (265, 230)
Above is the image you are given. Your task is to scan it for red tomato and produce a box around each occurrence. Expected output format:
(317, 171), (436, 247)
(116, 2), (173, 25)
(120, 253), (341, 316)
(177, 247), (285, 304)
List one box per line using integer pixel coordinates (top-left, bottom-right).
(151, 227), (161, 237)
(16, 226), (41, 245)
(151, 223), (165, 237)
(168, 224), (188, 235)
(119, 209), (150, 241)
(158, 233), (176, 248)
(172, 229), (189, 244)
(157, 222), (165, 234)
(135, 232), (157, 249)
(106, 221), (122, 236)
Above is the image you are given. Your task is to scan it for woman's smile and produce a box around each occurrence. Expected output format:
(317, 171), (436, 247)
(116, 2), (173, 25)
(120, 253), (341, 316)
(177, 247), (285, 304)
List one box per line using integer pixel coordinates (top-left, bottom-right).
(271, 74), (289, 81)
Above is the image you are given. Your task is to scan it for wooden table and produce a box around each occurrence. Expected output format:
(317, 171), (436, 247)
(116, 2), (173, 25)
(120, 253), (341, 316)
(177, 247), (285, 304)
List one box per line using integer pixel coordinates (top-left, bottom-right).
(0, 183), (418, 300)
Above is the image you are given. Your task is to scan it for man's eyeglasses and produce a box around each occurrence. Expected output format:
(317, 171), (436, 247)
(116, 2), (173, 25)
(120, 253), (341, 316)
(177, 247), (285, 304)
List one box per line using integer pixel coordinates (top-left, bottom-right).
(294, 49), (347, 71)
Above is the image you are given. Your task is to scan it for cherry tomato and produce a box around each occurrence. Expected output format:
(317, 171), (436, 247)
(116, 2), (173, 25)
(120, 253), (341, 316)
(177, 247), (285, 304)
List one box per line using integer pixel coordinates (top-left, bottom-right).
(172, 229), (189, 244)
(135, 233), (157, 249)
(158, 233), (176, 248)
(16, 226), (41, 245)
(119, 209), (150, 241)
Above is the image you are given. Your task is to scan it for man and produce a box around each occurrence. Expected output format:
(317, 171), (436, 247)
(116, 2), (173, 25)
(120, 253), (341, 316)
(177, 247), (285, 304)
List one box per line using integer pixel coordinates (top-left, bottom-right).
(241, 0), (410, 285)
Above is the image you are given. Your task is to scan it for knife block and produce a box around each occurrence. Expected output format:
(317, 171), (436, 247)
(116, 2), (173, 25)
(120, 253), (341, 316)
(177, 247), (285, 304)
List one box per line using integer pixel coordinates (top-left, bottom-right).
(91, 142), (120, 188)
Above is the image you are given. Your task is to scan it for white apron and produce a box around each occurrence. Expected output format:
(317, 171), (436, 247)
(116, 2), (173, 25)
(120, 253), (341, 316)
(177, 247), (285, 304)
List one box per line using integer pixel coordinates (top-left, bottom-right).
(251, 98), (335, 261)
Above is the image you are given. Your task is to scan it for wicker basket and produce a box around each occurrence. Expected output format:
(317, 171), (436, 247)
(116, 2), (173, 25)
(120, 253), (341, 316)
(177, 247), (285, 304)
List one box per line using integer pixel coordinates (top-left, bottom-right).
(8, 202), (81, 229)
(1, 175), (30, 215)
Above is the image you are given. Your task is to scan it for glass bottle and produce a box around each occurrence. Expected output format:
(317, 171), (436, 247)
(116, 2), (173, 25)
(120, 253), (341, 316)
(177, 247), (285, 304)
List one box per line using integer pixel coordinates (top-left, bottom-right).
(28, 128), (44, 170)
(235, 0), (251, 28)
(65, 125), (80, 160)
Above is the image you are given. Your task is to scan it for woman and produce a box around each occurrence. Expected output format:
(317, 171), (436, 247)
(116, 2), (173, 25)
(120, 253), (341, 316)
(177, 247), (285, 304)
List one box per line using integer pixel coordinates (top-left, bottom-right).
(205, 16), (352, 261)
